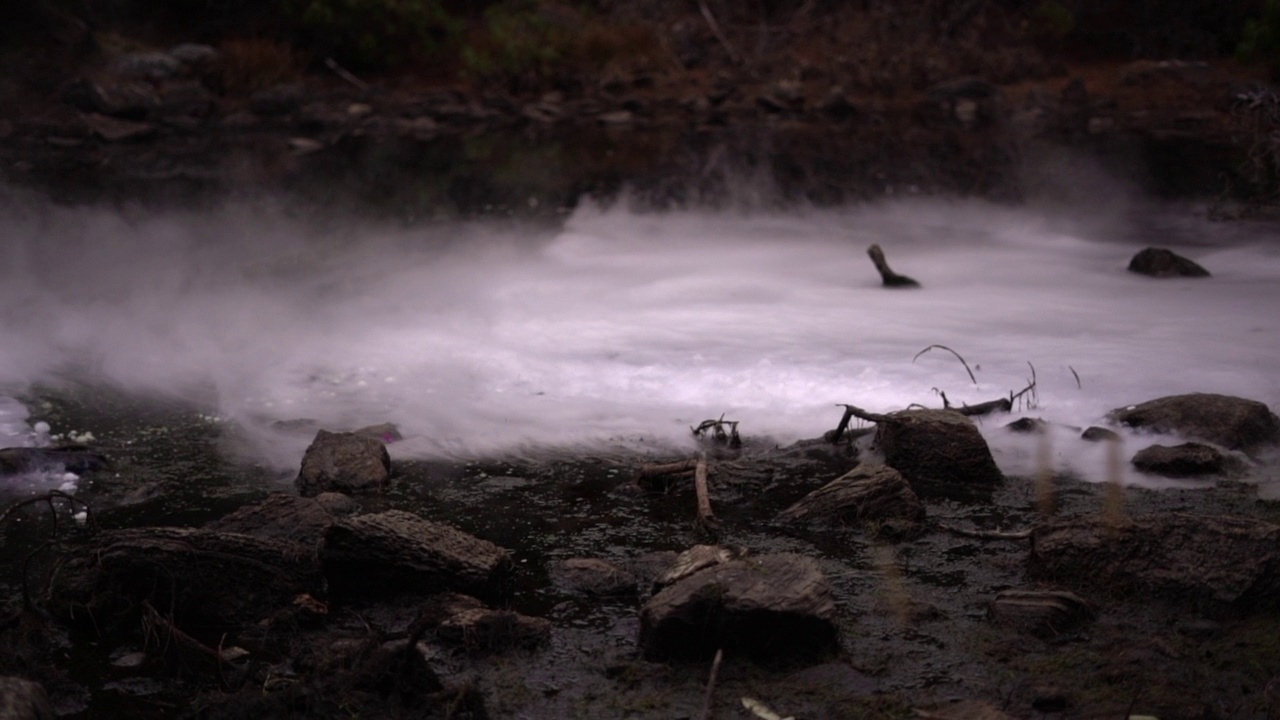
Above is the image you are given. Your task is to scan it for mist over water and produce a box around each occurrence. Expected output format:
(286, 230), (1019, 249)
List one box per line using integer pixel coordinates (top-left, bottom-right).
(2, 186), (1279, 488)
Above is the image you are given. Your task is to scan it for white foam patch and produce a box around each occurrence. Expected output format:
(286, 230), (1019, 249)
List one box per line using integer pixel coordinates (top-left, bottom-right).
(2, 189), (1279, 490)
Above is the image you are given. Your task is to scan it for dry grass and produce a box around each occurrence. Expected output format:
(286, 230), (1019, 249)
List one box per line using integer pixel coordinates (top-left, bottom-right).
(217, 38), (307, 97)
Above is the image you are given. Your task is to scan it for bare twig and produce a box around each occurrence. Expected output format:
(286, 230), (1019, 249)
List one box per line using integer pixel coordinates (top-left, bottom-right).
(324, 57), (370, 92)
(699, 647), (724, 720)
(913, 345), (977, 385)
(1069, 365), (1081, 390)
(697, 0), (741, 64)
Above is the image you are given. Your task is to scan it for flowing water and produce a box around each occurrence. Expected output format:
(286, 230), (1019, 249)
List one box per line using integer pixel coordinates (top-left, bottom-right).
(2, 186), (1279, 494)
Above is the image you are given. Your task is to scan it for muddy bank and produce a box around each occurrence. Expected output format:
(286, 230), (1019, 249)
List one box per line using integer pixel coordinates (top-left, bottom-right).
(5, 387), (1280, 719)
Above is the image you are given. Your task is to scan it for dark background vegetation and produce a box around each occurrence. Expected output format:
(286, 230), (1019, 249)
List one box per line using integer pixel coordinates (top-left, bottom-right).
(1, 0), (1275, 96)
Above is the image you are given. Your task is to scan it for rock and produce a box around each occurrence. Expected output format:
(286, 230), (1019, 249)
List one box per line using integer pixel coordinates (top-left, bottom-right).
(1028, 513), (1280, 612)
(987, 589), (1094, 637)
(431, 593), (551, 652)
(778, 464), (924, 533)
(597, 109), (635, 125)
(1004, 417), (1048, 434)
(295, 429), (391, 497)
(1127, 247), (1210, 277)
(1108, 393), (1280, 451)
(168, 43), (220, 67)
(84, 113), (156, 142)
(48, 527), (323, 631)
(874, 409), (1002, 490)
(551, 558), (638, 597)
(247, 84), (306, 116)
(60, 78), (157, 119)
(819, 86), (857, 119)
(156, 82), (216, 119)
(321, 510), (511, 599)
(652, 544), (747, 591)
(1131, 442), (1248, 478)
(916, 699), (1012, 720)
(206, 492), (338, 546)
(0, 676), (53, 720)
(639, 553), (838, 662)
(111, 51), (182, 81)
(925, 77), (1001, 129)
(1081, 426), (1120, 442)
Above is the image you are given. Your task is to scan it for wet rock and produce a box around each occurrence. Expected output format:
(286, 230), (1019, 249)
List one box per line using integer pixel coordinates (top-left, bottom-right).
(1081, 426), (1120, 442)
(925, 77), (1001, 129)
(111, 51), (182, 81)
(84, 113), (156, 142)
(431, 593), (551, 652)
(819, 86), (857, 119)
(321, 510), (512, 599)
(987, 589), (1094, 637)
(1131, 442), (1248, 478)
(551, 558), (638, 597)
(156, 82), (217, 120)
(168, 43), (220, 67)
(639, 553), (838, 662)
(1028, 513), (1280, 612)
(206, 492), (338, 546)
(1127, 247), (1210, 277)
(874, 409), (1002, 490)
(652, 544), (747, 591)
(778, 464), (924, 533)
(295, 429), (391, 497)
(915, 699), (1012, 720)
(60, 78), (157, 120)
(247, 84), (306, 116)
(0, 676), (53, 720)
(48, 527), (323, 631)
(0, 447), (108, 476)
(1108, 393), (1280, 451)
(1004, 417), (1048, 434)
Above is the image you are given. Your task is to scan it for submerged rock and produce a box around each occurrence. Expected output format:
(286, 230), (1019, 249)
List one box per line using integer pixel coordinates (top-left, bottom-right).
(1028, 513), (1280, 612)
(987, 589), (1094, 637)
(0, 446), (108, 476)
(431, 593), (551, 652)
(296, 429), (391, 497)
(321, 510), (511, 599)
(639, 553), (838, 662)
(206, 492), (341, 546)
(1131, 442), (1248, 478)
(551, 558), (638, 597)
(1127, 247), (1210, 277)
(1108, 393), (1280, 452)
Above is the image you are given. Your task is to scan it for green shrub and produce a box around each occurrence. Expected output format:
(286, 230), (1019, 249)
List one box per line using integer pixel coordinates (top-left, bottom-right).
(1238, 0), (1280, 78)
(291, 0), (463, 71)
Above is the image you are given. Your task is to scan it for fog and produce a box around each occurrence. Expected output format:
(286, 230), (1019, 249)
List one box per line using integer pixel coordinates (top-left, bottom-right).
(2, 186), (1279, 489)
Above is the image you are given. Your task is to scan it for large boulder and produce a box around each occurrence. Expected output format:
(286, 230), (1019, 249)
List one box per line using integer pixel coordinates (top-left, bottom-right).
(1126, 247), (1210, 277)
(0, 677), (53, 720)
(779, 464), (924, 535)
(1108, 393), (1280, 452)
(1028, 513), (1280, 612)
(47, 527), (323, 632)
(321, 510), (511, 599)
(639, 553), (839, 662)
(296, 429), (391, 497)
(874, 409), (1002, 490)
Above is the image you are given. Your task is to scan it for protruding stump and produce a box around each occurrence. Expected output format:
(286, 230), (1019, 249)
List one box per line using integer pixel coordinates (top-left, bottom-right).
(867, 244), (920, 288)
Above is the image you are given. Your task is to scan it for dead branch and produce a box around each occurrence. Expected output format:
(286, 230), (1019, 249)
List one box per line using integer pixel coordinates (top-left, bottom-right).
(913, 344), (977, 385)
(636, 458), (699, 482)
(1010, 361), (1038, 410)
(691, 416), (741, 448)
(699, 647), (724, 720)
(835, 403), (893, 425)
(867, 244), (920, 288)
(1069, 365), (1081, 389)
(697, 0), (741, 64)
(694, 455), (719, 530)
(954, 397), (1013, 417)
(935, 522), (1032, 541)
(141, 599), (228, 675)
(0, 490), (94, 533)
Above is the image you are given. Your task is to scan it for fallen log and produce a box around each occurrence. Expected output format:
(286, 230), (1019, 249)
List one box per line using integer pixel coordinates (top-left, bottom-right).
(694, 455), (718, 529)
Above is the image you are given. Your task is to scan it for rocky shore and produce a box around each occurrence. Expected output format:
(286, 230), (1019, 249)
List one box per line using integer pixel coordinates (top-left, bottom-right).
(3, 385), (1280, 719)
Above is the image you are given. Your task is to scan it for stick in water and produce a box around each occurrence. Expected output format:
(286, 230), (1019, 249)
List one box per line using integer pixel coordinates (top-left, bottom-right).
(867, 244), (920, 288)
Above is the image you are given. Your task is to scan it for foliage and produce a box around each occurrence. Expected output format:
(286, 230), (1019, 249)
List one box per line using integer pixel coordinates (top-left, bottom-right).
(1238, 0), (1280, 78)
(290, 0), (463, 71)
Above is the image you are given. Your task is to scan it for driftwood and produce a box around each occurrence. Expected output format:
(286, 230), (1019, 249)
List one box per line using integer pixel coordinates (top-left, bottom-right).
(635, 458), (698, 492)
(936, 522), (1032, 541)
(694, 455), (718, 529)
(866, 244), (920, 288)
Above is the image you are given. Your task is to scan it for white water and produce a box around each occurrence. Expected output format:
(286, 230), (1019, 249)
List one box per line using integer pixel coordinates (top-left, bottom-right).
(2, 186), (1279, 490)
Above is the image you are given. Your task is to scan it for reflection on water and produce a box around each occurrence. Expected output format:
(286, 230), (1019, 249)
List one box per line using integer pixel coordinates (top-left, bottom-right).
(2, 189), (1279, 490)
